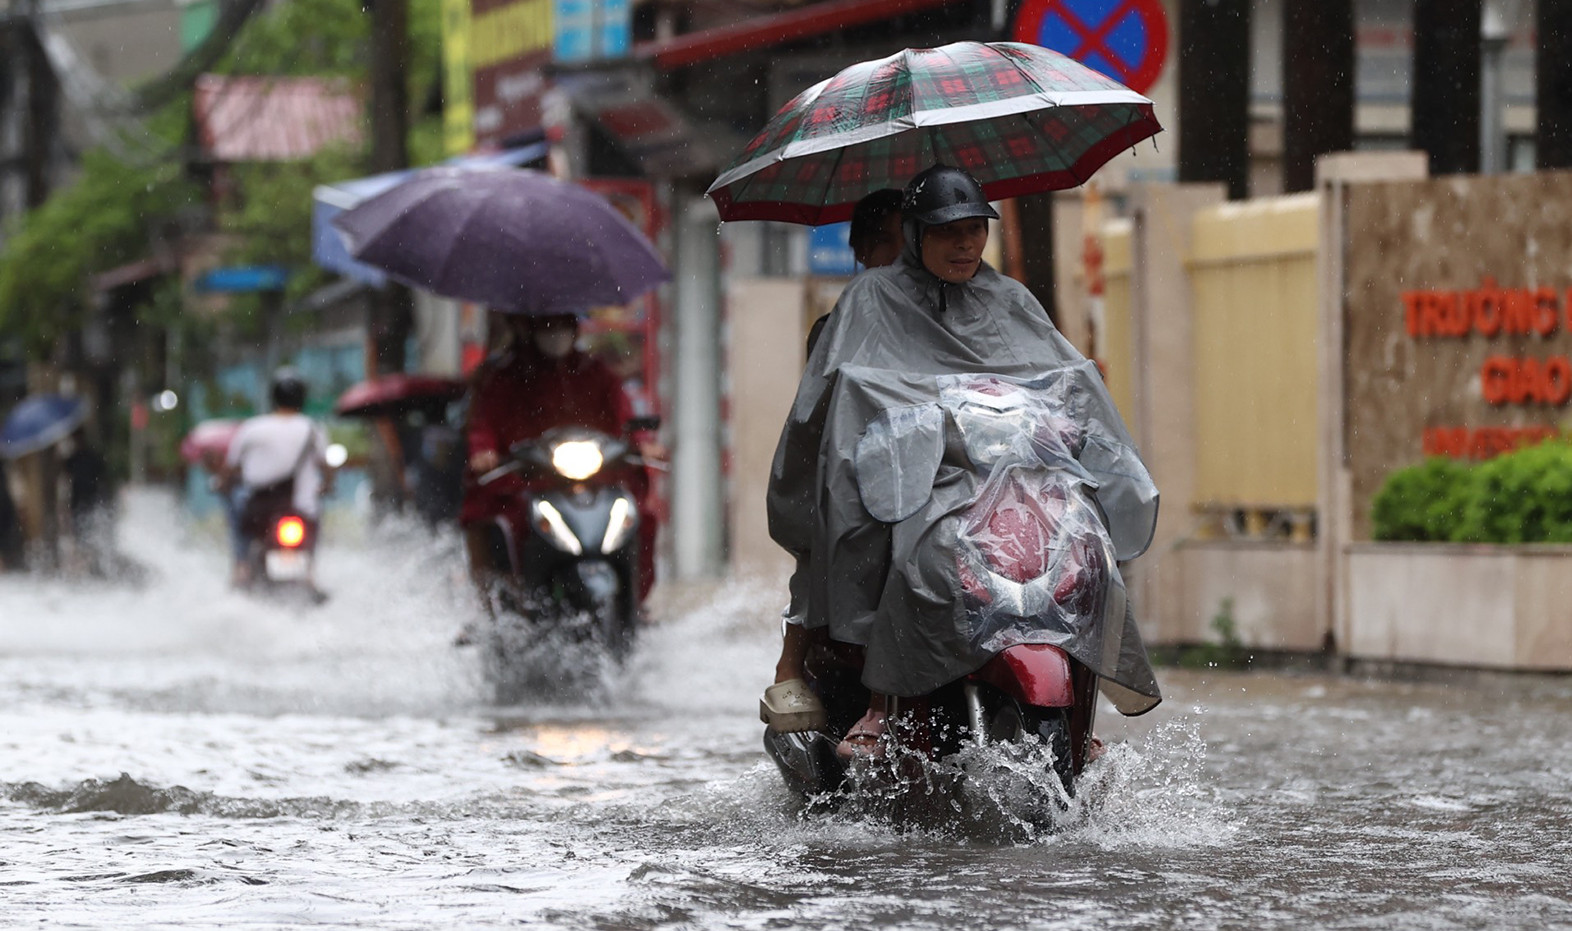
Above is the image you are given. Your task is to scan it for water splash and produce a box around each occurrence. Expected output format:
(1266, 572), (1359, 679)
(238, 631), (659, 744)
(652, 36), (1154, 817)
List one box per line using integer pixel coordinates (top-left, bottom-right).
(1065, 717), (1240, 850)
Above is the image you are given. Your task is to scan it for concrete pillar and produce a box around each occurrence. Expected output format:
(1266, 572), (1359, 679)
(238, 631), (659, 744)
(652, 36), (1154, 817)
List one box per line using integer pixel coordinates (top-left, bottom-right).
(1411, 0), (1481, 176)
(1177, 0), (1251, 200)
(724, 278), (802, 583)
(1313, 152), (1429, 657)
(670, 197), (724, 579)
(1122, 182), (1225, 643)
(1282, 0), (1354, 193)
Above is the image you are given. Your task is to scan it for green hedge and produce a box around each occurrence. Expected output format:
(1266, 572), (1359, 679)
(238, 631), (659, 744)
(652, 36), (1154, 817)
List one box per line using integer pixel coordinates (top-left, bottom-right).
(1372, 440), (1572, 543)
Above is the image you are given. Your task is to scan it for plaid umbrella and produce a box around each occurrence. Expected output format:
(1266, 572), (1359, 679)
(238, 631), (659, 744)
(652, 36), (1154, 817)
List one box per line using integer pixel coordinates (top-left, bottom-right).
(707, 41), (1162, 225)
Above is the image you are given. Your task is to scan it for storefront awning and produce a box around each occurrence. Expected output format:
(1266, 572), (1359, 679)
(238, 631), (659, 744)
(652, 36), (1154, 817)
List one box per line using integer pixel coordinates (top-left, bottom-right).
(634, 0), (966, 71)
(554, 72), (712, 177)
(195, 75), (363, 162)
(311, 142), (549, 286)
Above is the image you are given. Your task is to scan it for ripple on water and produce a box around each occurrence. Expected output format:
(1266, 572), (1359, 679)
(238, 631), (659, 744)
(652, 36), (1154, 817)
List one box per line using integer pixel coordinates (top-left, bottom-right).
(6, 492), (1572, 928)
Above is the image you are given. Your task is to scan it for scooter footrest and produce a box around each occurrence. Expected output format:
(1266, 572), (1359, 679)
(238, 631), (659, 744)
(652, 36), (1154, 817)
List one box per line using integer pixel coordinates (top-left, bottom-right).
(763, 728), (843, 798)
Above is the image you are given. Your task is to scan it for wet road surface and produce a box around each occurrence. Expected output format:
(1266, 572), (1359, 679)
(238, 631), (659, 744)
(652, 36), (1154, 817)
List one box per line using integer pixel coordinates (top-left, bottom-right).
(3, 491), (1571, 928)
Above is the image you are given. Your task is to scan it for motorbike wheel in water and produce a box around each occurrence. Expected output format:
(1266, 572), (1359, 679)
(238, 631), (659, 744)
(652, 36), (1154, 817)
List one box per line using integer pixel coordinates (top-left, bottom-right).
(980, 693), (1075, 799)
(479, 576), (635, 705)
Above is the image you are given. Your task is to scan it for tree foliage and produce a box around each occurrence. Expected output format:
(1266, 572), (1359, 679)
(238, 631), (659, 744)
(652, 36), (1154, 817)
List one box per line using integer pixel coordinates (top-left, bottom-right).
(0, 149), (197, 353)
(221, 145), (363, 307)
(0, 0), (446, 355)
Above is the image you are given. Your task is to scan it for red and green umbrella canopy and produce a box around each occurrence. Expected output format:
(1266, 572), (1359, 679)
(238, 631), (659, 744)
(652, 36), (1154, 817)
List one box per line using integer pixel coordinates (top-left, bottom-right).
(708, 41), (1162, 225)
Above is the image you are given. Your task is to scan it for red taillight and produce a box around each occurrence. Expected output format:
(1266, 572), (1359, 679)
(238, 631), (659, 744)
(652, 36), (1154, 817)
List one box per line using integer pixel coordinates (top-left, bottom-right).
(977, 480), (1055, 584)
(275, 516), (307, 549)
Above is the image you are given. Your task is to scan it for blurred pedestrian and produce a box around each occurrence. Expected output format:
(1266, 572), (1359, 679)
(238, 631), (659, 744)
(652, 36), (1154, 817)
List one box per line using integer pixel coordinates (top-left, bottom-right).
(59, 428), (113, 577)
(0, 458), (23, 571)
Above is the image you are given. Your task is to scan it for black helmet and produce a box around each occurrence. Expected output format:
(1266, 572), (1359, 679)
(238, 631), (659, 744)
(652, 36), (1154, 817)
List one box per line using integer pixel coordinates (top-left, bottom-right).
(270, 367), (307, 410)
(901, 165), (999, 227)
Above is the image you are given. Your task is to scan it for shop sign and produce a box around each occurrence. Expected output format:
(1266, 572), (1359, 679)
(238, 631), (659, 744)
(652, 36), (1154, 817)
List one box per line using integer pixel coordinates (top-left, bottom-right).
(808, 223), (857, 277)
(470, 0), (554, 149)
(1403, 276), (1572, 459)
(442, 0), (475, 154)
(554, 0), (631, 63)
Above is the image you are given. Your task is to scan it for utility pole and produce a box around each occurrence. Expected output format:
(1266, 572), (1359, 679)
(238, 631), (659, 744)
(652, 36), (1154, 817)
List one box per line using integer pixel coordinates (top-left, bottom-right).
(1479, 2), (1508, 174)
(1411, 0), (1481, 175)
(1177, 0), (1251, 200)
(365, 0), (413, 511)
(13, 2), (63, 569)
(367, 0), (412, 376)
(0, 23), (14, 228)
(19, 0), (56, 209)
(1538, 0), (1572, 169)
(1282, 0), (1353, 193)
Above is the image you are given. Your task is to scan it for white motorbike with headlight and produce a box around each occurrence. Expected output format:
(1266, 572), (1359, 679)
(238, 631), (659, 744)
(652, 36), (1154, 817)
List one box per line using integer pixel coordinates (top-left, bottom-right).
(471, 420), (656, 687)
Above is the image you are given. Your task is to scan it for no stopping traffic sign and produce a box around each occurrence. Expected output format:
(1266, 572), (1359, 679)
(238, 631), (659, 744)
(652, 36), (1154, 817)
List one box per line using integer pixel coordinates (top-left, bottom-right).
(1012, 0), (1170, 95)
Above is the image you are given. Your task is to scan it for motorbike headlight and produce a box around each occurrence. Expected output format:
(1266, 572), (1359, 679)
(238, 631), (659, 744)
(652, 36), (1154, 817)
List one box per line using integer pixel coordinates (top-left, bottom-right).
(531, 499), (583, 555)
(551, 440), (604, 480)
(601, 495), (637, 554)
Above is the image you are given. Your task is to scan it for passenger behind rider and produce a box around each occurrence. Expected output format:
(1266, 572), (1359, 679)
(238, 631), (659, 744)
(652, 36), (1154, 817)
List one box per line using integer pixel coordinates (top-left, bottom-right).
(222, 368), (335, 595)
(764, 166), (1073, 762)
(461, 312), (657, 603)
(805, 188), (905, 357)
(759, 187), (907, 733)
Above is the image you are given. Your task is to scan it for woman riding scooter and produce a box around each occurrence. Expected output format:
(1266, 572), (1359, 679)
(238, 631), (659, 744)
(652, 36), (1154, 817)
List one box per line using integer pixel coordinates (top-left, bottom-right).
(461, 313), (657, 607)
(764, 165), (1162, 764)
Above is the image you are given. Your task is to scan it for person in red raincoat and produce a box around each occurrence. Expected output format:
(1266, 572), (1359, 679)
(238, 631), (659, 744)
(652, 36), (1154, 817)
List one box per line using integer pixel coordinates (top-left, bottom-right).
(461, 312), (656, 603)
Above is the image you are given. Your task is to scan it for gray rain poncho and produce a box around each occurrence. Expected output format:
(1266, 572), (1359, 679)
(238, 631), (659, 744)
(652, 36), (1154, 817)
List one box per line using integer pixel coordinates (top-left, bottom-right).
(767, 231), (1162, 715)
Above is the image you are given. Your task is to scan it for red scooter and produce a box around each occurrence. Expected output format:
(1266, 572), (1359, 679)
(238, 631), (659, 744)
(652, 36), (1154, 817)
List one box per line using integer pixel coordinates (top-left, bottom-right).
(764, 391), (1127, 819)
(467, 419), (658, 699)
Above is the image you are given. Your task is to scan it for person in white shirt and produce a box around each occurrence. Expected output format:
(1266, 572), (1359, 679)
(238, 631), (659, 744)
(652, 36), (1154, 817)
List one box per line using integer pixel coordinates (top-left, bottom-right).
(221, 368), (333, 590)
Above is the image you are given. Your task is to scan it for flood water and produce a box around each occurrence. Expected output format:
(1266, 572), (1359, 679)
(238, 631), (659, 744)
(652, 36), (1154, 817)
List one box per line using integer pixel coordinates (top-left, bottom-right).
(3, 491), (1572, 929)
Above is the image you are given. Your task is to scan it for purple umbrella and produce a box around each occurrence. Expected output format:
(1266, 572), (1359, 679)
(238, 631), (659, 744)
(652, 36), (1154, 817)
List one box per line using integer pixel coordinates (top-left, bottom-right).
(331, 166), (669, 315)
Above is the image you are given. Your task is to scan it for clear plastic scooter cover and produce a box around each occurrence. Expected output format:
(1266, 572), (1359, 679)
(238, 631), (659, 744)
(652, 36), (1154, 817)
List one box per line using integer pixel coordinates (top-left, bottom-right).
(844, 365), (1161, 712)
(942, 376), (1114, 656)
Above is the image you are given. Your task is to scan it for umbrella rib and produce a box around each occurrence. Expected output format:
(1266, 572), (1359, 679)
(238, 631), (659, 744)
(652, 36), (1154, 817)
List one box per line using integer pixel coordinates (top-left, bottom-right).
(995, 43), (1052, 103)
(924, 124), (946, 175)
(830, 131), (878, 221)
(430, 190), (496, 302)
(837, 57), (884, 210)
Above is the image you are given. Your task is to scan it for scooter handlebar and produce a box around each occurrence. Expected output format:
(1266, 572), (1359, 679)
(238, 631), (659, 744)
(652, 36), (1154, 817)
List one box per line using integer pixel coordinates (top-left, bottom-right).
(476, 460), (524, 486)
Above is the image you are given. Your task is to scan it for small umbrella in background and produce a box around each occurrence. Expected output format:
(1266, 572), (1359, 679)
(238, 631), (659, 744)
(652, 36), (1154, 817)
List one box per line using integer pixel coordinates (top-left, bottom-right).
(334, 374), (466, 419)
(178, 419), (243, 467)
(332, 166), (670, 315)
(707, 41), (1163, 225)
(0, 395), (87, 460)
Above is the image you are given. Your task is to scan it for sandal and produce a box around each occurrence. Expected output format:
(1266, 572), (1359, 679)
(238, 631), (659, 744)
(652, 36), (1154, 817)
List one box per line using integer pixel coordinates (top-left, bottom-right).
(835, 709), (888, 762)
(759, 678), (828, 733)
